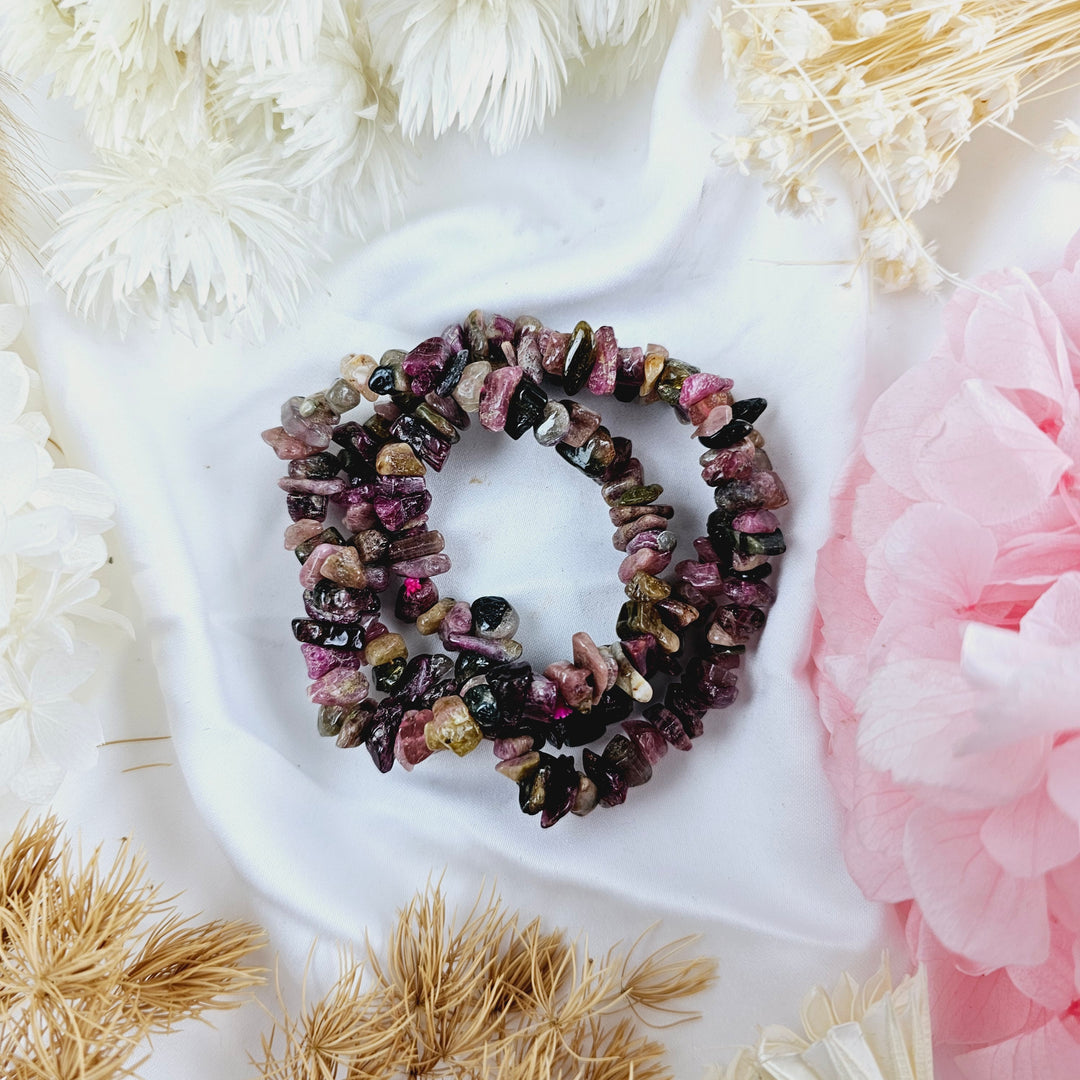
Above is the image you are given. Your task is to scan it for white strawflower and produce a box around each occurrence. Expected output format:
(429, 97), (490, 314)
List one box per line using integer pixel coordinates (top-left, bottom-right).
(220, 24), (410, 236)
(364, 0), (575, 153)
(573, 0), (687, 96)
(44, 146), (322, 339)
(154, 0), (350, 69)
(0, 0), (209, 153)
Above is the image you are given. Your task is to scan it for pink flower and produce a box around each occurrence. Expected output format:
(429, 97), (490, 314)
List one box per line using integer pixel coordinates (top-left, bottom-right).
(811, 231), (1080, 1077)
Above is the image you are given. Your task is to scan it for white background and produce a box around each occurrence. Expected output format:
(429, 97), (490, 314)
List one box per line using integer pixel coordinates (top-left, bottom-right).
(3, 2), (1079, 1074)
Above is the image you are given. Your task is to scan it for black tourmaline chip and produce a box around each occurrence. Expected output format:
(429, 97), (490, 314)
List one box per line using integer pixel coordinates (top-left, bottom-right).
(373, 657), (407, 693)
(435, 349), (471, 397)
(288, 452), (339, 479)
(486, 662), (533, 724)
(291, 618), (366, 650)
(294, 527), (346, 563)
(541, 755), (579, 828)
(737, 528), (786, 557)
(698, 418), (756, 450)
(367, 366), (397, 395)
(365, 698), (405, 773)
(286, 493), (328, 522)
(582, 747), (628, 807)
(471, 596), (514, 637)
(561, 321), (595, 395)
(462, 683), (501, 734)
(455, 651), (495, 683)
(602, 733), (652, 787)
(732, 397), (767, 424)
(505, 377), (548, 439)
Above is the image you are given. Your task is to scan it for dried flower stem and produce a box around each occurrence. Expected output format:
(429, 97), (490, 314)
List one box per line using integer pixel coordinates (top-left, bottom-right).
(255, 881), (716, 1080)
(717, 0), (1080, 289)
(0, 814), (264, 1080)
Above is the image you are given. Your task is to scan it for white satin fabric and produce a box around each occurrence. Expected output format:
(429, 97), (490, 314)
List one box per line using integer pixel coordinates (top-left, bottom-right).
(8, 2), (1080, 1074)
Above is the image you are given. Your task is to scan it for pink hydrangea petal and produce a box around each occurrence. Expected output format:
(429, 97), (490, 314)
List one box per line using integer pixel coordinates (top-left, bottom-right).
(954, 1018), (1080, 1080)
(960, 280), (1072, 404)
(961, 623), (1080, 753)
(1046, 740), (1080, 824)
(863, 357), (971, 500)
(981, 787), (1080, 879)
(991, 531), (1080, 590)
(1005, 919), (1079, 1012)
(865, 504), (997, 618)
(814, 538), (880, 657)
(904, 806), (1050, 969)
(828, 449), (874, 536)
(913, 382), (1072, 526)
(841, 815), (912, 902)
(906, 906), (1051, 1045)
(856, 659), (978, 785)
(1048, 859), (1080, 936)
(1022, 571), (1080, 644)
(850, 472), (915, 552)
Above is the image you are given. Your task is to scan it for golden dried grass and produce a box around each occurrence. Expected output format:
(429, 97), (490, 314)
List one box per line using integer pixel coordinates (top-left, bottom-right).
(254, 882), (716, 1080)
(0, 813), (264, 1079)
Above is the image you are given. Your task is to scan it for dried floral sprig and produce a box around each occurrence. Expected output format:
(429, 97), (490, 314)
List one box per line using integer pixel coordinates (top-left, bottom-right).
(0, 813), (265, 1080)
(715, 0), (1080, 290)
(712, 955), (933, 1080)
(255, 881), (715, 1080)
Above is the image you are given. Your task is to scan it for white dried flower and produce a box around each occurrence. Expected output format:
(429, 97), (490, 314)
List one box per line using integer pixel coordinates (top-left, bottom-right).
(1049, 118), (1080, 167)
(713, 957), (933, 1080)
(766, 175), (832, 218)
(573, 0), (688, 96)
(855, 8), (888, 37)
(771, 6), (832, 64)
(0, 0), (209, 153)
(949, 12), (995, 52)
(0, 306), (129, 803)
(365, 0), (575, 153)
(154, 0), (351, 68)
(44, 146), (322, 339)
(220, 24), (410, 236)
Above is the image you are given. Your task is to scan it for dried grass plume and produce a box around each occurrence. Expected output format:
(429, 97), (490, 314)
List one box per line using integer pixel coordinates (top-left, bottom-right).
(255, 881), (716, 1079)
(0, 813), (265, 1079)
(716, 0), (1080, 290)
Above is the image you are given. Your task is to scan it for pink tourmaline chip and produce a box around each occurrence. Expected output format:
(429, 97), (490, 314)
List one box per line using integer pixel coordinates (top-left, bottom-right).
(587, 325), (618, 395)
(307, 667), (369, 706)
(679, 372), (734, 410)
(478, 365), (523, 432)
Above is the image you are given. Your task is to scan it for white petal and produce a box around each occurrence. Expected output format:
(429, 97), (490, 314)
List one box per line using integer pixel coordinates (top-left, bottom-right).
(1, 506), (79, 559)
(29, 647), (98, 701)
(9, 755), (65, 803)
(0, 305), (25, 349)
(30, 698), (101, 772)
(0, 714), (32, 790)
(0, 351), (29, 425)
(0, 432), (41, 515)
(32, 468), (116, 523)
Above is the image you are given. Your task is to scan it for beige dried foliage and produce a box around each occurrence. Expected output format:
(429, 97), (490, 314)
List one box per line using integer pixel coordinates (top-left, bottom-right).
(0, 813), (265, 1080)
(716, 0), (1080, 290)
(255, 881), (716, 1080)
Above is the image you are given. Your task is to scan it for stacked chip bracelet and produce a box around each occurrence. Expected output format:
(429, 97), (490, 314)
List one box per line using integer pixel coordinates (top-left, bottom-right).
(264, 312), (788, 827)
